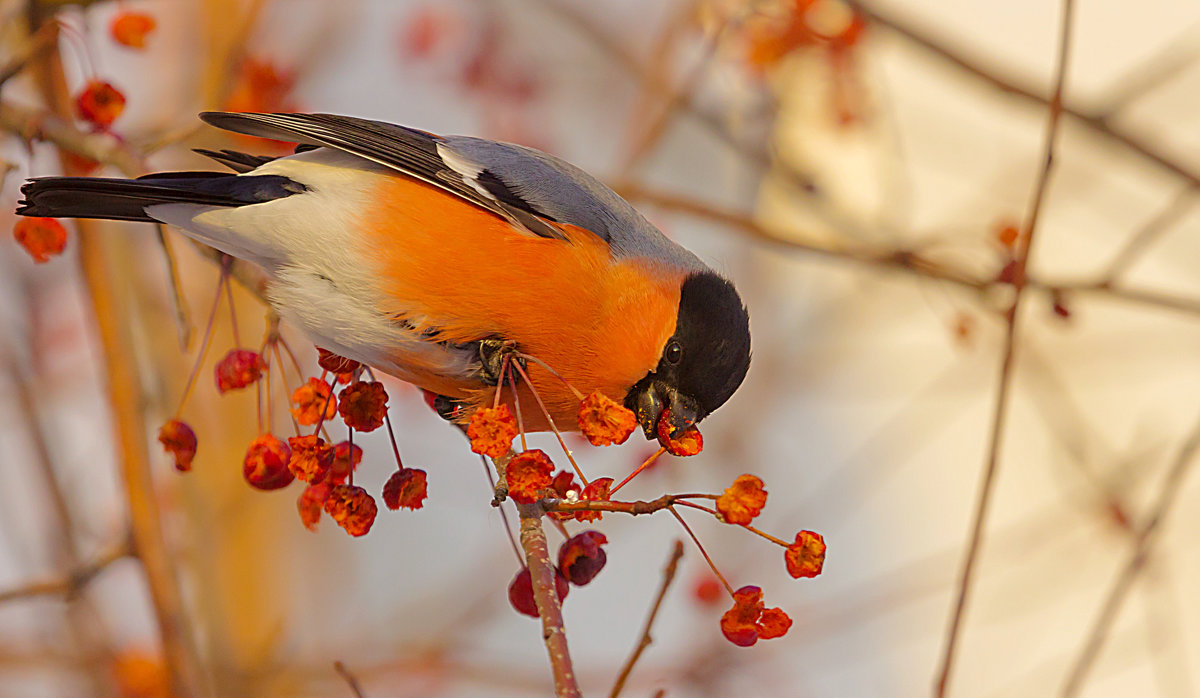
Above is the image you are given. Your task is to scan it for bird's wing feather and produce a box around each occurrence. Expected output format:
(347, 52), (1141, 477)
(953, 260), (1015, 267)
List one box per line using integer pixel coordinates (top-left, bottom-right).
(199, 112), (567, 239)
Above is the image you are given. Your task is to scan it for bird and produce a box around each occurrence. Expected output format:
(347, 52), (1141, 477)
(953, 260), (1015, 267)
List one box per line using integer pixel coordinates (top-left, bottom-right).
(16, 112), (750, 443)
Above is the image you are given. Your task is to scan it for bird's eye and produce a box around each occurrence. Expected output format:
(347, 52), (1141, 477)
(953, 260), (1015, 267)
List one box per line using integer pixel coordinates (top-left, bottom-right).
(665, 341), (683, 365)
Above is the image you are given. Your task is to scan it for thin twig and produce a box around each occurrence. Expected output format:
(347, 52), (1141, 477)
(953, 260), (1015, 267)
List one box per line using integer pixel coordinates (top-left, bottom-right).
(517, 503), (581, 698)
(0, 538), (130, 605)
(841, 0), (1200, 192)
(609, 540), (684, 698)
(1098, 187), (1196, 283)
(155, 224), (193, 350)
(333, 660), (367, 698)
(934, 1), (1076, 695)
(1060, 408), (1200, 696)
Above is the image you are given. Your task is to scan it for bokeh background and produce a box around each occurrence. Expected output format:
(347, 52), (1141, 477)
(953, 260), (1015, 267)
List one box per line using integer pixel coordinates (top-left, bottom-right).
(1, 0), (1200, 696)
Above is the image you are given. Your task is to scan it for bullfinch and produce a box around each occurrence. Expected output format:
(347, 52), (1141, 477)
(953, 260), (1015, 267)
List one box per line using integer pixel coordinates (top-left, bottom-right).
(16, 112), (751, 443)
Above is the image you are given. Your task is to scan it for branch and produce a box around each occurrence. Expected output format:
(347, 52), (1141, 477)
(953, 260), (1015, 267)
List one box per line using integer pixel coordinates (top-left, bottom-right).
(1061, 408), (1200, 696)
(842, 0), (1200, 191)
(0, 538), (130, 604)
(621, 183), (1200, 320)
(609, 540), (684, 698)
(333, 661), (367, 698)
(934, 1), (1076, 695)
(518, 503), (582, 698)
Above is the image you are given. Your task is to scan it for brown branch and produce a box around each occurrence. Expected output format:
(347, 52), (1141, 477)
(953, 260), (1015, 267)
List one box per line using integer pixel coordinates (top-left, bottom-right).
(333, 661), (367, 698)
(1061, 409), (1200, 696)
(1098, 187), (1196, 283)
(0, 19), (58, 87)
(518, 503), (581, 698)
(841, 0), (1200, 191)
(934, 1), (1076, 695)
(621, 183), (1200, 320)
(0, 538), (131, 605)
(609, 540), (684, 698)
(22, 13), (204, 695)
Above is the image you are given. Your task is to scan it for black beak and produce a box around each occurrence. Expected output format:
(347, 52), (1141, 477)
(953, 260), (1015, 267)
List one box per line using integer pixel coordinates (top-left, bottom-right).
(633, 381), (701, 442)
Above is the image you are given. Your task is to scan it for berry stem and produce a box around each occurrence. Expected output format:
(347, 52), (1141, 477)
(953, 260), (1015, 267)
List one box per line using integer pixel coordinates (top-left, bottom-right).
(221, 256), (243, 347)
(508, 364), (528, 452)
(382, 412), (405, 470)
(674, 501), (792, 547)
(516, 352), (585, 401)
(481, 454), (525, 566)
(493, 354), (510, 409)
(510, 360), (589, 487)
(668, 505), (734, 596)
(173, 269), (225, 417)
(609, 447), (667, 496)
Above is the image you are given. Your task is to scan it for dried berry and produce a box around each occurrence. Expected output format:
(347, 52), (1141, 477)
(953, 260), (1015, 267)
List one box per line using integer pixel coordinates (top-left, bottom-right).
(505, 449), (555, 504)
(785, 530), (826, 579)
(297, 483), (330, 532)
(720, 585), (791, 647)
(577, 391), (637, 446)
(286, 435), (334, 484)
(573, 477), (613, 523)
(243, 434), (294, 490)
(215, 349), (263, 393)
(110, 12), (156, 49)
(316, 347), (361, 375)
(157, 419), (197, 472)
(13, 217), (67, 263)
(657, 410), (703, 456)
(75, 80), (126, 129)
(290, 377), (336, 425)
(337, 381), (388, 432)
(557, 531), (608, 586)
(329, 441), (362, 484)
(323, 484), (378, 536)
(382, 467), (428, 510)
(508, 566), (569, 618)
(467, 405), (519, 459)
(716, 474), (768, 525)
(693, 576), (724, 606)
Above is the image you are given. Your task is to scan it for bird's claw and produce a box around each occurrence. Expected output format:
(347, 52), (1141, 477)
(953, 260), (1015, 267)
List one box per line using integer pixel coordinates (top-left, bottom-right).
(477, 338), (524, 386)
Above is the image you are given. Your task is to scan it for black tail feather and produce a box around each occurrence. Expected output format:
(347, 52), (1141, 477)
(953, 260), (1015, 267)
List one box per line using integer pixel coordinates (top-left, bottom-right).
(16, 173), (307, 222)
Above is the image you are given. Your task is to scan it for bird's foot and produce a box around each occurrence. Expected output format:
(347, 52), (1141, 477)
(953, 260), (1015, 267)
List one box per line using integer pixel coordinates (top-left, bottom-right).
(477, 338), (524, 386)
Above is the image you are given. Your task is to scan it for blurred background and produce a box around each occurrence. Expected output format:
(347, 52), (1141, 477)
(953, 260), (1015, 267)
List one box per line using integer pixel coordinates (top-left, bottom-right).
(2, 0), (1200, 695)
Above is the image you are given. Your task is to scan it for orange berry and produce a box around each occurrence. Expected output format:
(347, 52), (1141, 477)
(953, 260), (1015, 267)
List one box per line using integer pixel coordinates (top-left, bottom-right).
(290, 377), (336, 425)
(75, 80), (126, 129)
(323, 484), (377, 536)
(505, 449), (555, 504)
(110, 12), (156, 49)
(467, 405), (518, 459)
(13, 217), (67, 263)
(577, 391), (637, 446)
(716, 474), (768, 525)
(243, 434), (293, 490)
(382, 467), (428, 510)
(337, 381), (388, 432)
(286, 435), (334, 484)
(297, 483), (330, 532)
(157, 419), (197, 472)
(785, 530), (827, 579)
(214, 349), (263, 393)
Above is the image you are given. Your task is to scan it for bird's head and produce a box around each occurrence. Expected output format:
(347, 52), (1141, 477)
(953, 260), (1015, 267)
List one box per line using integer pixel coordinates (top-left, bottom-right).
(625, 271), (751, 443)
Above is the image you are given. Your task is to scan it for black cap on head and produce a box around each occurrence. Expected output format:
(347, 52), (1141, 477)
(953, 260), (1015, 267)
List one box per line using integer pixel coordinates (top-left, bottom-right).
(626, 271), (752, 439)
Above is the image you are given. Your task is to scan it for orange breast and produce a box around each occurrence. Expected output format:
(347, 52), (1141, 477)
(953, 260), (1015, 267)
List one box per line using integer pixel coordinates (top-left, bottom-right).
(357, 174), (681, 430)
